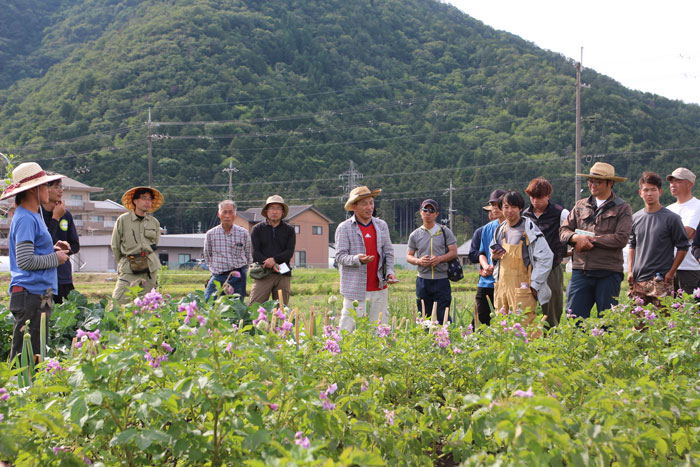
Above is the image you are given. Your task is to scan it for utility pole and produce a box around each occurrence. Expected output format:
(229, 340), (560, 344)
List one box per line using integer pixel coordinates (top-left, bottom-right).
(445, 178), (455, 231)
(339, 160), (363, 218)
(147, 109), (153, 186)
(575, 48), (583, 202)
(222, 160), (238, 199)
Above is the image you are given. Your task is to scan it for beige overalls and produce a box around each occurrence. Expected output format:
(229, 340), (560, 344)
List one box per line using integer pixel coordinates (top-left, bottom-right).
(494, 235), (538, 329)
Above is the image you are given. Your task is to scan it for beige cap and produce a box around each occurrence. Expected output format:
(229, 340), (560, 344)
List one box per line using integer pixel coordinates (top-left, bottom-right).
(666, 167), (696, 184)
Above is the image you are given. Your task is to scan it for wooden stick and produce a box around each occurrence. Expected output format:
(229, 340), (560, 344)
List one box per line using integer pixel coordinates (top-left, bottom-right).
(431, 302), (438, 323)
(278, 289), (285, 309)
(270, 312), (277, 332)
(294, 309), (299, 345)
(378, 311), (383, 325)
(398, 317), (405, 329)
(310, 308), (315, 338)
(392, 316), (397, 330)
(421, 299), (426, 319)
(324, 308), (329, 329)
(443, 307), (450, 326)
(238, 319), (244, 331)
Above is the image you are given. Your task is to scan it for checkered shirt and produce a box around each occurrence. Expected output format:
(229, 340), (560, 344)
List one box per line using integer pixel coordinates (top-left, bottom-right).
(204, 224), (252, 275)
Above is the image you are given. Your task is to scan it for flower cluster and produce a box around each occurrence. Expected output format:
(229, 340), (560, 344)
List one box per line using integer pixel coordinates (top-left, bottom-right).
(377, 324), (391, 338)
(0, 387), (8, 401)
(384, 409), (396, 426)
(144, 341), (174, 368)
(461, 324), (473, 338)
(272, 308), (294, 338)
(323, 322), (341, 354)
(499, 319), (529, 343)
(45, 358), (63, 374)
(644, 309), (658, 325)
(434, 326), (450, 348)
(134, 288), (165, 314)
(180, 300), (198, 324)
(319, 383), (338, 410)
(253, 306), (268, 328)
(694, 288), (700, 300)
(591, 327), (604, 337)
(513, 387), (534, 398)
(295, 431), (310, 448)
(75, 329), (101, 349)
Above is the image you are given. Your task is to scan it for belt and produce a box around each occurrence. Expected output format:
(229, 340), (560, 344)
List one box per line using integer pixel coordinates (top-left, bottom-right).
(11, 285), (25, 293)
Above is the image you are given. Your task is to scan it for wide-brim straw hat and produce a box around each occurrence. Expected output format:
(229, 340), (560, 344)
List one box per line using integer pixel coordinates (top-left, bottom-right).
(262, 194), (289, 219)
(0, 162), (65, 201)
(577, 162), (627, 182)
(121, 186), (164, 212)
(344, 186), (381, 211)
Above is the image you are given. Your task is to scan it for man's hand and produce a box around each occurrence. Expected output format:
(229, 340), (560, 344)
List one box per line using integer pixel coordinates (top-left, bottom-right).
(664, 271), (675, 285)
(482, 264), (494, 276)
(530, 287), (538, 300)
(56, 250), (69, 265)
(52, 200), (66, 219)
(54, 240), (70, 252)
(386, 273), (398, 284)
(491, 248), (505, 261)
(427, 255), (441, 267)
(627, 272), (634, 286)
(358, 254), (375, 264)
(263, 257), (276, 269)
(417, 255), (432, 267)
(573, 234), (594, 252)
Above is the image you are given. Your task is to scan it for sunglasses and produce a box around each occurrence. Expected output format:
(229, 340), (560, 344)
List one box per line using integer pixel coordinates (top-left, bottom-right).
(421, 207), (436, 213)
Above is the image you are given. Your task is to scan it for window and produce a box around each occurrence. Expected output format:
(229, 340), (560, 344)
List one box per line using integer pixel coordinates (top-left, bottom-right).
(73, 215), (82, 220)
(312, 226), (323, 235)
(91, 215), (104, 222)
(294, 251), (306, 268)
(112, 216), (118, 221)
(179, 254), (191, 264)
(293, 225), (300, 234)
(71, 194), (82, 200)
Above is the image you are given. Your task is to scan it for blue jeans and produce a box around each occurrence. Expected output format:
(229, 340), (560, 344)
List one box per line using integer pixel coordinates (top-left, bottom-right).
(416, 277), (452, 323)
(566, 269), (623, 319)
(204, 267), (247, 302)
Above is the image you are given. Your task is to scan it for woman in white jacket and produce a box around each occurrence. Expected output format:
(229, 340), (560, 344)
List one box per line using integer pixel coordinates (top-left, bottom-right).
(490, 191), (553, 326)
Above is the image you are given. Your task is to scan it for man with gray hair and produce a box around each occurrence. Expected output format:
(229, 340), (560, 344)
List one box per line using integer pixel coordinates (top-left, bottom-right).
(203, 200), (252, 302)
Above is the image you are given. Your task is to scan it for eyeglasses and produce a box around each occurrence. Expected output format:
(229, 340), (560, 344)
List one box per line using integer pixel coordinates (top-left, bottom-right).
(421, 207), (436, 213)
(138, 197), (154, 201)
(587, 179), (604, 186)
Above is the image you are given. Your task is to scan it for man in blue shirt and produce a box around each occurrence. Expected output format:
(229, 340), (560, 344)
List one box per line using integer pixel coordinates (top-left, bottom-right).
(476, 189), (506, 326)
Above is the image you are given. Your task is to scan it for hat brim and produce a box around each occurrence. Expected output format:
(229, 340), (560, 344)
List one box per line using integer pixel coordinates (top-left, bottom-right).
(482, 205), (492, 211)
(344, 189), (381, 211)
(0, 173), (65, 201)
(576, 173), (627, 182)
(666, 175), (694, 183)
(262, 202), (289, 219)
(121, 186), (164, 212)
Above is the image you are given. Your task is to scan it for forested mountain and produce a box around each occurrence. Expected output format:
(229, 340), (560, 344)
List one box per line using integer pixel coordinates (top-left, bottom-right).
(1, 0), (699, 241)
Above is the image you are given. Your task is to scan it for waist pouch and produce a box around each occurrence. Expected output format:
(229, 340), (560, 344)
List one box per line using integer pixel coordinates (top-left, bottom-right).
(128, 252), (150, 273)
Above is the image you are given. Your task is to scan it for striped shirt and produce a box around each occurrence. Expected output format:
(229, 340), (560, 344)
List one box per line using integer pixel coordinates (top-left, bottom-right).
(204, 224), (252, 275)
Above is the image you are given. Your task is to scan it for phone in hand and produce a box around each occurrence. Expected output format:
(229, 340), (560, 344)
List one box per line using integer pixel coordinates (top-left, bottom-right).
(490, 243), (506, 255)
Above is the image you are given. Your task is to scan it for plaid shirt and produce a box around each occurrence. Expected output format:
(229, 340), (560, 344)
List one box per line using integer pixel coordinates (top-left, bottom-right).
(335, 215), (395, 300)
(204, 224), (252, 275)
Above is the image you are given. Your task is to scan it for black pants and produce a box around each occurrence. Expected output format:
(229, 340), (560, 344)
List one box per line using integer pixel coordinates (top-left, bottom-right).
(9, 290), (52, 361)
(53, 283), (75, 304)
(474, 286), (494, 327)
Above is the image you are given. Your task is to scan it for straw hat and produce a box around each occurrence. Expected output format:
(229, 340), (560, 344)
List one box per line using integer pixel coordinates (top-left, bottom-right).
(0, 162), (64, 201)
(577, 162), (627, 182)
(261, 194), (289, 219)
(344, 186), (381, 211)
(121, 186), (164, 212)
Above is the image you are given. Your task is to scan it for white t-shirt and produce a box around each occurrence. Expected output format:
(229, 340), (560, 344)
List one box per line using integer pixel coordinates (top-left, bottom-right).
(667, 196), (700, 271)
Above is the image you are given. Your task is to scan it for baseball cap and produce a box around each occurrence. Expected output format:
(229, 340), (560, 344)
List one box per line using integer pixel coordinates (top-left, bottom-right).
(488, 189), (506, 204)
(666, 168), (696, 184)
(420, 199), (439, 210)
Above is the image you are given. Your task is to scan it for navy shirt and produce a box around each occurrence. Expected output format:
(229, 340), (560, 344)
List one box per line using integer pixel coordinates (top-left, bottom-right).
(42, 207), (80, 285)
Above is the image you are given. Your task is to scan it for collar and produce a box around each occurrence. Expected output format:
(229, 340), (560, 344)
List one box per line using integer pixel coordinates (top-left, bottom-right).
(129, 210), (148, 221)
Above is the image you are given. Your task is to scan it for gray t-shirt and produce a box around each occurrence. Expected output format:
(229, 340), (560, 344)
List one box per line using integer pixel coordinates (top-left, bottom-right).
(407, 224), (457, 279)
(628, 207), (690, 282)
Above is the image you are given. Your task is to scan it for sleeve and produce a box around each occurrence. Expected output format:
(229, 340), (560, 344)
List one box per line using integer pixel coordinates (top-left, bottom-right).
(154, 217), (161, 245)
(381, 222), (395, 275)
(560, 209), (570, 226)
(628, 216), (637, 249)
(692, 220), (700, 261)
(671, 215), (690, 250)
(245, 231), (253, 264)
(529, 234), (554, 294)
(274, 225), (295, 264)
(16, 240), (59, 271)
(468, 228), (483, 264)
(559, 207), (577, 245)
(47, 218), (59, 242)
(444, 227), (457, 246)
(594, 204), (633, 250)
(335, 223), (360, 267)
(407, 232), (417, 252)
(479, 223), (492, 257)
(66, 213), (80, 253)
(203, 231), (212, 264)
(111, 216), (123, 261)
(251, 225), (266, 263)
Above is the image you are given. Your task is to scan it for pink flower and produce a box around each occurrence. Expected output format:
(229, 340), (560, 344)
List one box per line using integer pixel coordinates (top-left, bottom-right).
(324, 339), (340, 354)
(134, 288), (165, 312)
(269, 403), (279, 411)
(0, 413), (3, 422)
(326, 383), (338, 395)
(377, 324), (391, 338)
(453, 347), (462, 354)
(225, 342), (232, 353)
(295, 431), (310, 448)
(434, 326), (450, 348)
(384, 409), (396, 426)
(75, 328), (101, 349)
(322, 400), (336, 410)
(232, 270), (241, 278)
(668, 320), (676, 329)
(0, 387), (8, 401)
(694, 288), (700, 299)
(45, 358), (63, 374)
(252, 307), (268, 326)
(513, 387), (534, 398)
(161, 342), (173, 353)
(360, 380), (369, 392)
(274, 309), (286, 320)
(591, 327), (604, 337)
(179, 300), (198, 324)
(196, 315), (208, 327)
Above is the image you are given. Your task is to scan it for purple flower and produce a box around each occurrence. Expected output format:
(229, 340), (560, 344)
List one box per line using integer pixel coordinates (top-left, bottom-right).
(591, 327), (604, 337)
(161, 342), (173, 353)
(377, 324), (391, 338)
(453, 347), (462, 354)
(323, 338), (341, 354)
(461, 324), (473, 338)
(434, 326), (450, 348)
(269, 403), (279, 411)
(295, 431), (310, 448)
(232, 270), (241, 278)
(134, 288), (165, 313)
(644, 309), (657, 324)
(322, 400), (336, 411)
(274, 309), (286, 320)
(252, 307), (268, 326)
(633, 306), (644, 314)
(360, 380), (369, 392)
(179, 300), (198, 324)
(45, 358), (63, 374)
(326, 383), (338, 395)
(225, 342), (232, 353)
(53, 446), (69, 455)
(513, 387), (534, 398)
(0, 387), (9, 401)
(0, 413), (3, 422)
(668, 320), (676, 329)
(384, 409), (396, 426)
(196, 315), (208, 327)
(75, 328), (101, 349)
(694, 288), (700, 299)
(634, 297), (645, 306)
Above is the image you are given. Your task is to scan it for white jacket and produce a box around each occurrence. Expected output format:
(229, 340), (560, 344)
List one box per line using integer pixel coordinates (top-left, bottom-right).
(490, 218), (554, 304)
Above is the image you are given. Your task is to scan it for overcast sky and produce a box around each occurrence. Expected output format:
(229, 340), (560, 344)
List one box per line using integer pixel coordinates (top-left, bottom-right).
(448, 1), (700, 105)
